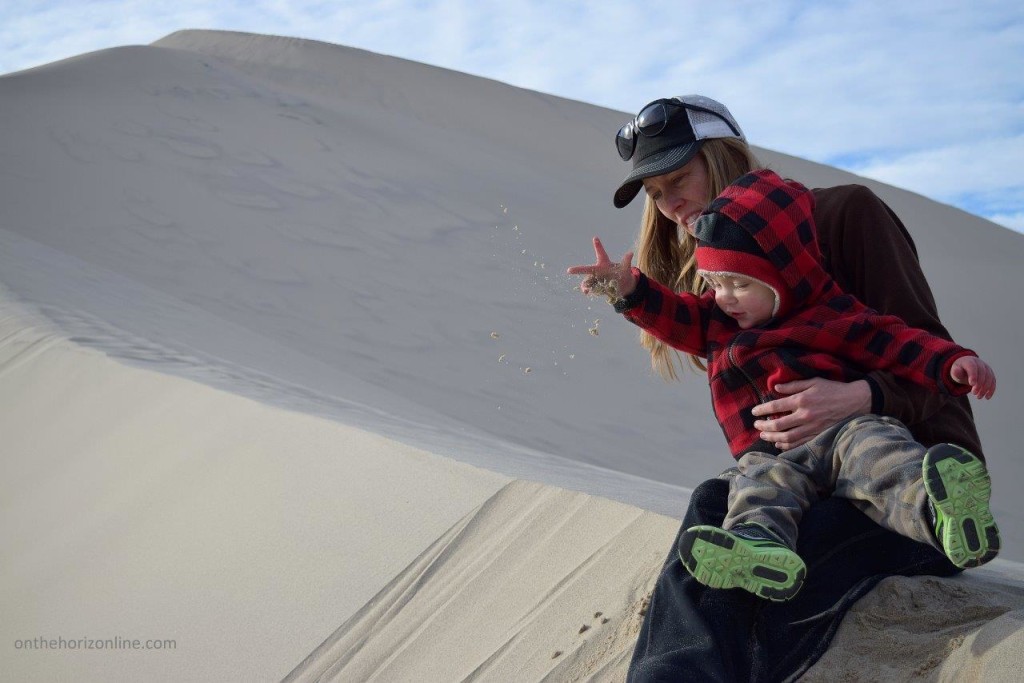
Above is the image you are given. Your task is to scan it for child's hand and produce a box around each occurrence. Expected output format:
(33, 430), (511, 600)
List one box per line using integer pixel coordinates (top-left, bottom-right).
(566, 237), (638, 300)
(950, 356), (996, 399)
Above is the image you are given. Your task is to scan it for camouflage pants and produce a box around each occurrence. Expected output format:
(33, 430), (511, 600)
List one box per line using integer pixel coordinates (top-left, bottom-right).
(724, 414), (939, 552)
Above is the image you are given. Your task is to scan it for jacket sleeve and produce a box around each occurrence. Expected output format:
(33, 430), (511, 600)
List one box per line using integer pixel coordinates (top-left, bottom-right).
(803, 297), (976, 396)
(817, 185), (958, 422)
(618, 269), (714, 356)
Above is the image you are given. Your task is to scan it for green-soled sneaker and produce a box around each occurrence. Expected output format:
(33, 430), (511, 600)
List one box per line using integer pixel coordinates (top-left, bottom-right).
(923, 444), (1000, 568)
(678, 523), (806, 602)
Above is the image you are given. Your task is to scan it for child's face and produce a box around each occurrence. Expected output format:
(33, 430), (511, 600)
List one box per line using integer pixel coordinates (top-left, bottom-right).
(703, 273), (777, 328)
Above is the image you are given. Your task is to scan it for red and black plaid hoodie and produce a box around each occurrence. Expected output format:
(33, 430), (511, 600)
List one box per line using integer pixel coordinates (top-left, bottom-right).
(620, 169), (975, 458)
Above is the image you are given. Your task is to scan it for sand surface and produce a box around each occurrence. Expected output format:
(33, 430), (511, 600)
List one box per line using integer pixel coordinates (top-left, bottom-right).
(2, 29), (1023, 681)
(805, 572), (1024, 682)
(0, 293), (509, 681)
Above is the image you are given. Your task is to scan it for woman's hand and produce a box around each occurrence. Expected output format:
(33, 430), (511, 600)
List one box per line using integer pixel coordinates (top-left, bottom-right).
(751, 378), (872, 450)
(950, 356), (996, 399)
(566, 236), (637, 298)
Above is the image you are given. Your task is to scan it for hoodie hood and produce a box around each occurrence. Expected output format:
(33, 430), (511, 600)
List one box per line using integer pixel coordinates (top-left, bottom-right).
(694, 169), (830, 320)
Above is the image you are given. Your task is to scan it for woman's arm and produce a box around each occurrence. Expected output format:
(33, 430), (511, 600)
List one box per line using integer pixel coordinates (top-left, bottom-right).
(752, 377), (872, 450)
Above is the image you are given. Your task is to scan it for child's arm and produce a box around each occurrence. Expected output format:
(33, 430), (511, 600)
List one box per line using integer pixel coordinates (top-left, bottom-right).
(618, 272), (714, 356)
(567, 236), (712, 355)
(567, 236), (639, 300)
(810, 297), (994, 398)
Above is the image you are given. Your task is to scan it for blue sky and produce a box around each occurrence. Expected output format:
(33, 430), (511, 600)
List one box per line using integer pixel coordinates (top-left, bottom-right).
(3, 1), (1022, 232)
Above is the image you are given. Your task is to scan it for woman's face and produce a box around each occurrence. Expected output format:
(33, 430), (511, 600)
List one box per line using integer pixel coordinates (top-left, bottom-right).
(642, 156), (710, 236)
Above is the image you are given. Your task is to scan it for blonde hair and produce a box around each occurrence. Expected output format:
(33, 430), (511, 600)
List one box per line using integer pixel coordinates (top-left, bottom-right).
(635, 137), (762, 380)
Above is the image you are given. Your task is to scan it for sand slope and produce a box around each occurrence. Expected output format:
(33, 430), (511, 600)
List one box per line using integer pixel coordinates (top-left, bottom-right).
(285, 480), (677, 682)
(0, 292), (508, 681)
(4, 287), (1024, 681)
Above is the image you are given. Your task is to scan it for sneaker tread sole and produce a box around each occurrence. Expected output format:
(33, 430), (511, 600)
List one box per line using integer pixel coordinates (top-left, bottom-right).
(923, 444), (1000, 568)
(678, 526), (806, 602)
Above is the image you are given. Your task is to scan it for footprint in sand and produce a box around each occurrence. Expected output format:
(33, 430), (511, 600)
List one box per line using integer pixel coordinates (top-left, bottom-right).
(123, 190), (176, 228)
(106, 142), (144, 162)
(111, 121), (152, 138)
(233, 149), (279, 167)
(48, 127), (97, 164)
(579, 611), (611, 636)
(259, 173), (330, 200)
(215, 189), (284, 210)
(162, 137), (222, 160)
(125, 202), (175, 228)
(551, 610), (612, 660)
(277, 110), (324, 126)
(215, 254), (307, 286)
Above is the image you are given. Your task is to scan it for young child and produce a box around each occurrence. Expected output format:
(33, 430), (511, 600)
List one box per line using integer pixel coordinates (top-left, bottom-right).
(599, 169), (999, 601)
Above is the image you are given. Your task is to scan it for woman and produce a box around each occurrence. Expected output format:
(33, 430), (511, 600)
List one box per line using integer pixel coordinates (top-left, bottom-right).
(568, 95), (981, 682)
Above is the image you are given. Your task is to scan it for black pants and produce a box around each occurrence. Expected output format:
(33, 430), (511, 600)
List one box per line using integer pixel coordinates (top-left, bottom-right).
(626, 477), (960, 683)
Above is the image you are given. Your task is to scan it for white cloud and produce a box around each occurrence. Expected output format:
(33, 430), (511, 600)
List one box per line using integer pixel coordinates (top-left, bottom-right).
(853, 135), (1024, 197)
(987, 212), (1024, 231)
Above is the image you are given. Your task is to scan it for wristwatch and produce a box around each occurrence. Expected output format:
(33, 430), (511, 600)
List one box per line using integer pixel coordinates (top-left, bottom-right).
(612, 274), (647, 313)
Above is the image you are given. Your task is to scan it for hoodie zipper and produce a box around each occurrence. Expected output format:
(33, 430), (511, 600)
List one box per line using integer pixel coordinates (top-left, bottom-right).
(727, 335), (767, 405)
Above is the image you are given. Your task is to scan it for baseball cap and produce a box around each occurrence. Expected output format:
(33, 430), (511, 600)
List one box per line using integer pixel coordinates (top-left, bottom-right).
(613, 95), (745, 208)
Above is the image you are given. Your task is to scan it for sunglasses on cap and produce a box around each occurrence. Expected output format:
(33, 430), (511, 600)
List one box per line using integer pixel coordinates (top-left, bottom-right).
(615, 98), (743, 161)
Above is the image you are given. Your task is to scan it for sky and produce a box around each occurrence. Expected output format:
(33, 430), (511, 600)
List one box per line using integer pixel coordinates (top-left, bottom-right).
(2, 1), (1022, 232)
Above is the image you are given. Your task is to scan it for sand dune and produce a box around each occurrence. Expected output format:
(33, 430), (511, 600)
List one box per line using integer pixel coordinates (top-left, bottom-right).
(4, 299), (1021, 681)
(0, 291), (508, 681)
(3, 29), (1024, 681)
(284, 480), (676, 682)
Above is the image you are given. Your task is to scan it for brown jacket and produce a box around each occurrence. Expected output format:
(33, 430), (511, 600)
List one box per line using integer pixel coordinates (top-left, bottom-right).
(812, 184), (983, 459)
